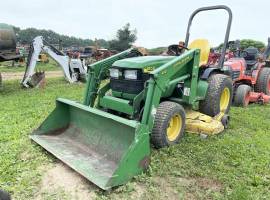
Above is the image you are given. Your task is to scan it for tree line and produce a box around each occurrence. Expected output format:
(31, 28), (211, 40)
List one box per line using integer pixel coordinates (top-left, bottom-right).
(12, 23), (267, 53)
(218, 39), (266, 51)
(13, 23), (137, 51)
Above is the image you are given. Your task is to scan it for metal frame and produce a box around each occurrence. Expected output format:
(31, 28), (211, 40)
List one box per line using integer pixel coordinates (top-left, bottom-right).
(184, 5), (233, 68)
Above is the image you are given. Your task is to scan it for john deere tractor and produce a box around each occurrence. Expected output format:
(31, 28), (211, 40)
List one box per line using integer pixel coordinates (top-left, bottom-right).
(30, 5), (233, 189)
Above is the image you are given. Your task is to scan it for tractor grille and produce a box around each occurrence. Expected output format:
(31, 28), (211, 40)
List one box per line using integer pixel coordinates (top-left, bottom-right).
(110, 78), (145, 94)
(232, 70), (240, 80)
(110, 68), (150, 94)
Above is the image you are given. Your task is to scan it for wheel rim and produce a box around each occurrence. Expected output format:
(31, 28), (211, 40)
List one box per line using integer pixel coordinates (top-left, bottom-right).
(167, 114), (182, 142)
(220, 87), (230, 112)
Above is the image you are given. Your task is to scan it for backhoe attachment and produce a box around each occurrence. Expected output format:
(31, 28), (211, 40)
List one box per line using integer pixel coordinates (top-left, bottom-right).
(22, 36), (87, 88)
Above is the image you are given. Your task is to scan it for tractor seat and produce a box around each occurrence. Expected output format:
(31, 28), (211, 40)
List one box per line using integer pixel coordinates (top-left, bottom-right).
(243, 47), (259, 67)
(188, 39), (210, 66)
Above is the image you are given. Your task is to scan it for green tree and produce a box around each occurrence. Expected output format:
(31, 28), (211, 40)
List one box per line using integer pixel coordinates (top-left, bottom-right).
(108, 23), (137, 51)
(240, 39), (265, 50)
(217, 39), (266, 52)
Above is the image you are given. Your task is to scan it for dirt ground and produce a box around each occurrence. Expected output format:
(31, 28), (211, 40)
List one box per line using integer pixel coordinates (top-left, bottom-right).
(35, 163), (98, 200)
(1, 71), (63, 81)
(33, 162), (223, 200)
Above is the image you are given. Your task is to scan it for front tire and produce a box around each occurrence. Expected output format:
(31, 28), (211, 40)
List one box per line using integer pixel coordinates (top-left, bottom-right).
(234, 84), (251, 107)
(199, 74), (233, 117)
(254, 68), (270, 95)
(151, 101), (186, 148)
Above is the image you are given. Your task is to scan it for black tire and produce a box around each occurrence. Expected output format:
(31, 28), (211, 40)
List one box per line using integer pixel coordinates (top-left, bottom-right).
(0, 189), (11, 200)
(254, 68), (270, 95)
(151, 101), (186, 148)
(221, 114), (230, 129)
(199, 74), (233, 117)
(234, 85), (251, 107)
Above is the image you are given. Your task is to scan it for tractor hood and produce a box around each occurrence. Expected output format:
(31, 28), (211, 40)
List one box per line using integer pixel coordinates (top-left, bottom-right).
(113, 56), (175, 69)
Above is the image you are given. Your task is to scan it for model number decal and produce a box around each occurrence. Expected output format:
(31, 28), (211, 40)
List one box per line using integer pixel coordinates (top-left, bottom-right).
(143, 66), (154, 73)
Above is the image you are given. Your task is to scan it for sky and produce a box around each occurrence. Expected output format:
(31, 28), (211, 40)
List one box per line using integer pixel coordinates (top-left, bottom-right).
(0, 0), (269, 48)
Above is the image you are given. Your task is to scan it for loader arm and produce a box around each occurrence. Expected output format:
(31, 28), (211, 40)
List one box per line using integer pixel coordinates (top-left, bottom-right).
(141, 49), (201, 129)
(21, 36), (75, 87)
(83, 48), (140, 107)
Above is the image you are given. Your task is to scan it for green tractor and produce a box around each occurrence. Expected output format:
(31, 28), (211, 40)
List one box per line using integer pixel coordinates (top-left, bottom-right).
(30, 5), (233, 189)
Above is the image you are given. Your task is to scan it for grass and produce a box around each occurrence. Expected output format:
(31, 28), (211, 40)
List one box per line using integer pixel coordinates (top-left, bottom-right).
(0, 79), (270, 199)
(0, 59), (61, 73)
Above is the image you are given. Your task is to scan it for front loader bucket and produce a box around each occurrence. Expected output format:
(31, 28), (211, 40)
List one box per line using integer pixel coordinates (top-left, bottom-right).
(30, 98), (150, 190)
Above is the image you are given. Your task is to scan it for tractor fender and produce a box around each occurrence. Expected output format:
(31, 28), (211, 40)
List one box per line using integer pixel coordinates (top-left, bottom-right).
(200, 67), (231, 80)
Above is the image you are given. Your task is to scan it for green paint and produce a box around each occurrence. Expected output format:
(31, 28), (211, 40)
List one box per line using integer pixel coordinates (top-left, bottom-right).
(99, 95), (134, 115)
(113, 56), (175, 70)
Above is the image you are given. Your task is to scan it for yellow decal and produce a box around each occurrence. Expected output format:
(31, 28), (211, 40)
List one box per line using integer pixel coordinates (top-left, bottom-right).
(143, 66), (154, 73)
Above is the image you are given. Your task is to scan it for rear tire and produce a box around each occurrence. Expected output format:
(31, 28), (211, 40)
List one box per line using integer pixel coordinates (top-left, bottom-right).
(151, 101), (186, 148)
(199, 74), (233, 117)
(254, 68), (270, 95)
(234, 85), (251, 107)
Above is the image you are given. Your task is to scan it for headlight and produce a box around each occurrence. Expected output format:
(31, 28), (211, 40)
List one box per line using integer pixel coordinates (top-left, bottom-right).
(109, 68), (121, 78)
(124, 70), (137, 80)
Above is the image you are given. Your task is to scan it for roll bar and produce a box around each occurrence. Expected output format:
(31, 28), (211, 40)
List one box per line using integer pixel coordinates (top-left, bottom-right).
(184, 5), (233, 68)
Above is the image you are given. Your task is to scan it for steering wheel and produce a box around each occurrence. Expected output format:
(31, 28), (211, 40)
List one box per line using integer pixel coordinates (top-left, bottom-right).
(127, 49), (143, 58)
(167, 44), (189, 56)
(234, 49), (249, 58)
(179, 44), (189, 50)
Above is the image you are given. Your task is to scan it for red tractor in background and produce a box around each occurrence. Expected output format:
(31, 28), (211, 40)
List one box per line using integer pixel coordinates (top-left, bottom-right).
(223, 38), (270, 107)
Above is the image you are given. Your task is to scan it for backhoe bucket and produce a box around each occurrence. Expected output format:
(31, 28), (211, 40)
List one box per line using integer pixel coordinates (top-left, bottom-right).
(28, 72), (45, 88)
(30, 98), (150, 190)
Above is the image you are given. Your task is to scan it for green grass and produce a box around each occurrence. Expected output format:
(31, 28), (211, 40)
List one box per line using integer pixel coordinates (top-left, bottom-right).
(0, 79), (270, 199)
(0, 59), (61, 73)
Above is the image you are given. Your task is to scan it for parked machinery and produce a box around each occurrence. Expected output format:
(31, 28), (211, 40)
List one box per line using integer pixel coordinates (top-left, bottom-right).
(0, 23), (22, 86)
(223, 39), (270, 106)
(21, 36), (87, 88)
(29, 6), (233, 189)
